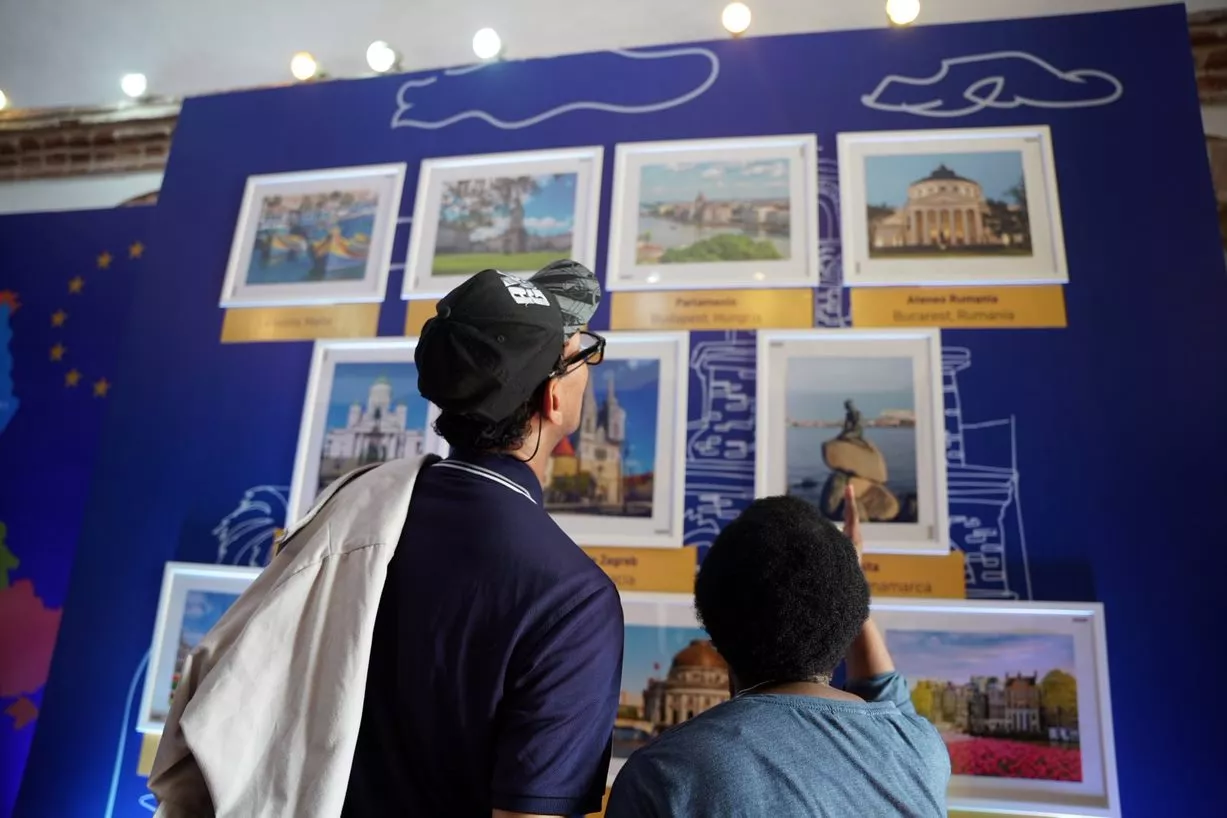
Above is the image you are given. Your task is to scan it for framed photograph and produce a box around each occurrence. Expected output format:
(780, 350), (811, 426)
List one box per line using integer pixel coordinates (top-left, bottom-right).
(137, 561), (263, 734)
(546, 331), (689, 547)
(755, 328), (949, 554)
(872, 598), (1119, 817)
(219, 163), (408, 308)
(606, 134), (820, 291)
(402, 147), (604, 298)
(611, 592), (725, 786)
(838, 126), (1068, 287)
(287, 338), (448, 525)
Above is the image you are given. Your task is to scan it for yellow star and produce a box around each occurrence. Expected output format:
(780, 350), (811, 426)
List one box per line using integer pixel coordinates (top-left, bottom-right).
(128, 242), (144, 260)
(65, 369), (81, 387)
(50, 309), (67, 327)
(49, 343), (66, 362)
(93, 378), (111, 397)
(97, 251), (113, 269)
(68, 276), (84, 294)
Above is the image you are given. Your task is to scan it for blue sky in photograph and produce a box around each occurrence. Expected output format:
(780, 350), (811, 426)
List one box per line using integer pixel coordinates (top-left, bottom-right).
(864, 151), (1025, 207)
(786, 356), (914, 422)
(325, 362), (428, 431)
(442, 173), (578, 240)
(640, 159), (790, 203)
(622, 623), (711, 696)
(573, 358), (660, 475)
(886, 630), (1077, 686)
(180, 590), (241, 647)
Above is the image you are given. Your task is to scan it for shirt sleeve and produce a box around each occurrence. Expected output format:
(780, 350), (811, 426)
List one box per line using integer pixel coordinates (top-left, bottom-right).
(605, 755), (667, 818)
(845, 671), (917, 714)
(491, 579), (624, 816)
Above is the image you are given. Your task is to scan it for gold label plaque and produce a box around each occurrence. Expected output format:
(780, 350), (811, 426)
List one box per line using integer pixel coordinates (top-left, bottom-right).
(220, 304), (380, 343)
(851, 285), (1067, 329)
(610, 289), (814, 331)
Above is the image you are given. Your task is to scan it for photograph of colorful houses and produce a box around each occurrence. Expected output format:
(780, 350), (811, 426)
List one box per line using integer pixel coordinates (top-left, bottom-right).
(246, 189), (378, 285)
(887, 630), (1082, 782)
(432, 172), (579, 275)
(614, 624), (729, 761)
(785, 355), (919, 524)
(318, 362), (429, 493)
(544, 358), (659, 517)
(863, 151), (1032, 259)
(164, 590), (241, 715)
(635, 159), (792, 265)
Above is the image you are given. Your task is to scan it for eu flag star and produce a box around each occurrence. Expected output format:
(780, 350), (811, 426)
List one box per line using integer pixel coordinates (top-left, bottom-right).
(97, 251), (113, 269)
(65, 369), (81, 387)
(49, 343), (66, 362)
(93, 378), (111, 397)
(128, 242), (145, 259)
(51, 310), (67, 327)
(68, 276), (84, 294)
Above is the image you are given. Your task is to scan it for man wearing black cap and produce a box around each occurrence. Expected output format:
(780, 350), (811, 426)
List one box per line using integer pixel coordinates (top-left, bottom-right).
(341, 260), (622, 818)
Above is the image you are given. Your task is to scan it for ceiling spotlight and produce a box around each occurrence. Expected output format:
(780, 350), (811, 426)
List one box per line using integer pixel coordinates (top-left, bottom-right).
(120, 73), (147, 99)
(472, 28), (503, 61)
(0, 89), (8, 111)
(290, 51), (320, 81)
(722, 3), (753, 36)
(886, 0), (921, 26)
(366, 40), (400, 74)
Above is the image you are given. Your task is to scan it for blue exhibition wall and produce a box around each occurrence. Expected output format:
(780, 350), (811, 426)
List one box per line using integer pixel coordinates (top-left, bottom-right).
(13, 5), (1227, 816)
(0, 208), (149, 817)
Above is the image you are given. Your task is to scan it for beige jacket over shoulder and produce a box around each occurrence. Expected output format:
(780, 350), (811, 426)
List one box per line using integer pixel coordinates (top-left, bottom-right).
(147, 454), (439, 818)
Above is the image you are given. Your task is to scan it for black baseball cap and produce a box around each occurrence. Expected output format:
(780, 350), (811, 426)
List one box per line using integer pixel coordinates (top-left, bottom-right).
(415, 259), (602, 424)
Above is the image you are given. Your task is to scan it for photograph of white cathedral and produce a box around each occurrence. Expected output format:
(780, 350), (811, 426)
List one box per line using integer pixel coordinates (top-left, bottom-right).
(863, 152), (1032, 259)
(544, 358), (660, 518)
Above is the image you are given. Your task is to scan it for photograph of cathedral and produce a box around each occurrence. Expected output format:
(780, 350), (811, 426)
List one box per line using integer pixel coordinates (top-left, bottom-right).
(220, 163), (407, 308)
(289, 339), (441, 524)
(403, 147), (603, 296)
(544, 358), (660, 518)
(837, 127), (1068, 287)
(611, 592), (729, 785)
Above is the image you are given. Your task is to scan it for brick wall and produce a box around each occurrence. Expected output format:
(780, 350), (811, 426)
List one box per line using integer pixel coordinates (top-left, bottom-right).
(0, 104), (178, 182)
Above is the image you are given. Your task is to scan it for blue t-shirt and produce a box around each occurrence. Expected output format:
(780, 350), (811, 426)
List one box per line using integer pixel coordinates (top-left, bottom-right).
(605, 672), (950, 818)
(341, 451), (624, 817)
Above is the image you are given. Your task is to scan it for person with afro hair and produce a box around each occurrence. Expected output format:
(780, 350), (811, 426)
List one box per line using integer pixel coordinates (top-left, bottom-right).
(606, 486), (951, 817)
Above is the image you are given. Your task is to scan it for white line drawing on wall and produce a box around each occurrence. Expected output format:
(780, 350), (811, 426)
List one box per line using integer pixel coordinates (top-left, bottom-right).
(212, 485), (290, 567)
(943, 347), (1032, 600)
(391, 46), (720, 130)
(815, 154), (848, 328)
(861, 51), (1124, 118)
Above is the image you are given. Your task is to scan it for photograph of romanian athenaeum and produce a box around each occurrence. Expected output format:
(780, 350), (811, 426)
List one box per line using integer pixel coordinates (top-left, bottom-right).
(863, 151), (1032, 260)
(887, 630), (1082, 783)
(613, 624), (728, 766)
(785, 355), (919, 524)
(635, 159), (792, 265)
(544, 358), (660, 518)
(316, 362), (431, 495)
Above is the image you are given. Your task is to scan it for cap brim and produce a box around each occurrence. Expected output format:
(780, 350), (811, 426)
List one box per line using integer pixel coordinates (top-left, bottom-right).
(529, 259), (601, 336)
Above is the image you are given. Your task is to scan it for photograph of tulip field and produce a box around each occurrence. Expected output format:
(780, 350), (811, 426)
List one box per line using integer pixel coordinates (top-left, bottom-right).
(887, 630), (1082, 782)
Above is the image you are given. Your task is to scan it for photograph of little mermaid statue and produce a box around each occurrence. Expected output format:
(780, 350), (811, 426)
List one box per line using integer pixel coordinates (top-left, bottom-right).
(785, 355), (919, 524)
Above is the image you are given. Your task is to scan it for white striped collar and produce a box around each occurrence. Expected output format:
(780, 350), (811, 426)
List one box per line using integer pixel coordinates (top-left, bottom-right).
(432, 459), (536, 504)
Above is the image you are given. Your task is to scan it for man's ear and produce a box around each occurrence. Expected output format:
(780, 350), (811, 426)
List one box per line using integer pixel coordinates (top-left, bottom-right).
(541, 378), (565, 426)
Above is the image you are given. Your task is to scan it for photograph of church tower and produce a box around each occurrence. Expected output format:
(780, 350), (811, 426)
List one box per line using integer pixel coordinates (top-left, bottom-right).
(544, 358), (660, 518)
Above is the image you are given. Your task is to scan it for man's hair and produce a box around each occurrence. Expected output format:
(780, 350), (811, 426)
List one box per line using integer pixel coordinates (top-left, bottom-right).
(695, 495), (869, 686)
(432, 379), (550, 452)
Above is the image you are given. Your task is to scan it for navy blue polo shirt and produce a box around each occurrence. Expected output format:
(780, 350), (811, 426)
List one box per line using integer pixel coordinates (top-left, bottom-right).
(341, 450), (624, 817)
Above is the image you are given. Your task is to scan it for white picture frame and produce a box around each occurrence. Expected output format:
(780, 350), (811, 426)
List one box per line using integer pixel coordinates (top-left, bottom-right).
(755, 328), (949, 554)
(218, 163), (407, 308)
(606, 134), (821, 291)
(137, 561), (263, 734)
(401, 146), (605, 298)
(287, 338), (448, 526)
(611, 591), (717, 786)
(871, 598), (1120, 817)
(838, 125), (1067, 287)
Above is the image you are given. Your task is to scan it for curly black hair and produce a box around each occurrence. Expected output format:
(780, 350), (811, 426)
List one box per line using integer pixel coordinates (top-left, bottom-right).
(432, 379), (551, 452)
(695, 495), (869, 687)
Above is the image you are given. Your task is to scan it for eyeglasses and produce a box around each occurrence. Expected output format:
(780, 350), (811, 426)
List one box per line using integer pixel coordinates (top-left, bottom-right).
(553, 330), (606, 376)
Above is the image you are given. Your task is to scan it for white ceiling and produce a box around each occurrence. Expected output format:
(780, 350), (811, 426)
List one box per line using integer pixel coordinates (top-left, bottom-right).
(0, 0), (1210, 111)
